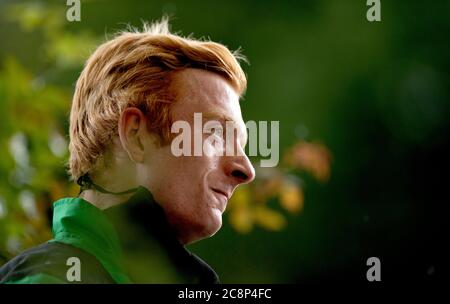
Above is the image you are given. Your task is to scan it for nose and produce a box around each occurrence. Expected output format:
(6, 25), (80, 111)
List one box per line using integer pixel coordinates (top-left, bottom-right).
(227, 152), (255, 185)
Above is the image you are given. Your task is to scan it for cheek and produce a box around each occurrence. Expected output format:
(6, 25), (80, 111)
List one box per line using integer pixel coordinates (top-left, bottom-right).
(148, 155), (205, 205)
(166, 160), (219, 224)
(144, 147), (221, 229)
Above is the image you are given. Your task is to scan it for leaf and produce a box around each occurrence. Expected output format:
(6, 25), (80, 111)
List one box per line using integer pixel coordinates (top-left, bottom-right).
(284, 141), (332, 182)
(227, 186), (250, 209)
(254, 206), (286, 231)
(229, 207), (253, 234)
(279, 183), (304, 214)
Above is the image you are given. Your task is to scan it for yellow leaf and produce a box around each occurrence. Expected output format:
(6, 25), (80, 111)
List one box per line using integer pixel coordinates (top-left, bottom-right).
(279, 183), (304, 214)
(49, 181), (64, 202)
(68, 183), (80, 198)
(229, 208), (253, 234)
(254, 206), (286, 231)
(228, 186), (250, 209)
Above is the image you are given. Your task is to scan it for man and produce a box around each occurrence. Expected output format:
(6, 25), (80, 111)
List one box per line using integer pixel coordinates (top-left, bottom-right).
(0, 18), (254, 283)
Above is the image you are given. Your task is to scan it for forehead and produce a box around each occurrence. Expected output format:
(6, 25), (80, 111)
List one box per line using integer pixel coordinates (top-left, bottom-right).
(170, 69), (245, 127)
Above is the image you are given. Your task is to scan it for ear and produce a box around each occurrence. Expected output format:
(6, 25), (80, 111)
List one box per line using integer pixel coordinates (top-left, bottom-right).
(118, 107), (147, 163)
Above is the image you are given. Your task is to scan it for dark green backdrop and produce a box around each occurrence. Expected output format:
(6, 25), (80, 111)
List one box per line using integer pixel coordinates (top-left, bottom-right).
(0, 0), (448, 282)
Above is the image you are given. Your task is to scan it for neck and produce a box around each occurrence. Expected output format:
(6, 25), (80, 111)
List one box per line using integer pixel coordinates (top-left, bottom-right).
(78, 156), (139, 210)
(79, 189), (136, 210)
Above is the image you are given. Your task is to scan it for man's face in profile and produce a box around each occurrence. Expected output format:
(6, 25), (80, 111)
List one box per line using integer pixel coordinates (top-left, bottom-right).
(139, 69), (255, 245)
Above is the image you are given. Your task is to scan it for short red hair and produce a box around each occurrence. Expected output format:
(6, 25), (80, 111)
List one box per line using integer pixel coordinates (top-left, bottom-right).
(68, 18), (247, 181)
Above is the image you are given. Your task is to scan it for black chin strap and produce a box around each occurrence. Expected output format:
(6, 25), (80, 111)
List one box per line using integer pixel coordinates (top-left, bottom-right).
(77, 174), (139, 196)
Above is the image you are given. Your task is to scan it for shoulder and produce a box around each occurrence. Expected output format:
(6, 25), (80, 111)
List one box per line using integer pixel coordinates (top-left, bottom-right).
(0, 241), (115, 284)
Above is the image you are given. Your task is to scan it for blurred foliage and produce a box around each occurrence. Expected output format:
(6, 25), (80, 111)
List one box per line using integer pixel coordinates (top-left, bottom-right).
(6, 1), (99, 67)
(2, 0), (445, 283)
(228, 141), (331, 233)
(0, 1), (330, 263)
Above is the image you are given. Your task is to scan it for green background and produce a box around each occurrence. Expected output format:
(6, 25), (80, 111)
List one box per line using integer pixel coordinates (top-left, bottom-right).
(0, 0), (448, 282)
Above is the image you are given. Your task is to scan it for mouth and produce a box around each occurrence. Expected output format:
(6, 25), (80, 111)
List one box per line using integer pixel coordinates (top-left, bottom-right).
(211, 188), (229, 200)
(211, 188), (230, 212)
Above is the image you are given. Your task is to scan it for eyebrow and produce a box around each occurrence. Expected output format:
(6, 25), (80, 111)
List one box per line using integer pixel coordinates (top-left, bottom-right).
(202, 111), (236, 124)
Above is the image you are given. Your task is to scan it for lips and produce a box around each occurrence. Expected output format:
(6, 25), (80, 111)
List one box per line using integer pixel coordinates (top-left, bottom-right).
(211, 188), (230, 200)
(211, 188), (230, 212)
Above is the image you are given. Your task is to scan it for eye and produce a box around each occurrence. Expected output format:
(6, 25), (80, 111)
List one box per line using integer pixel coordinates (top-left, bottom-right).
(213, 126), (224, 137)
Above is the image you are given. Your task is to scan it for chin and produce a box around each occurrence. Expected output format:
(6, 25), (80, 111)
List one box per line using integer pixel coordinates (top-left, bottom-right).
(193, 209), (223, 242)
(178, 207), (223, 244)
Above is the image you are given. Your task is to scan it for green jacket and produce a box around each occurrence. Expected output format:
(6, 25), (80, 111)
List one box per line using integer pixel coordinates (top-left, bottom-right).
(0, 187), (219, 284)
